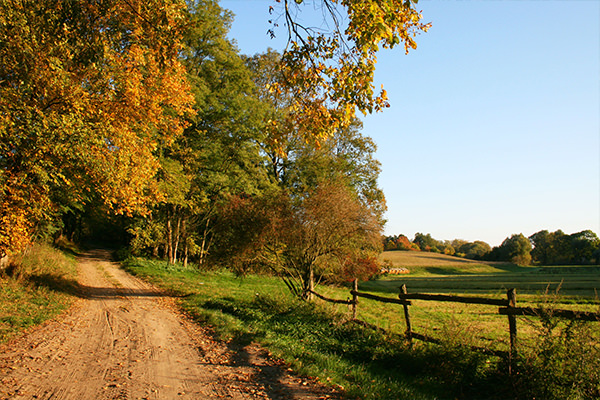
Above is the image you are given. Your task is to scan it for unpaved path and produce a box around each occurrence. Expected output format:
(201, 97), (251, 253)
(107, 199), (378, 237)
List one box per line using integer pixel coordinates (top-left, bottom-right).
(0, 251), (341, 400)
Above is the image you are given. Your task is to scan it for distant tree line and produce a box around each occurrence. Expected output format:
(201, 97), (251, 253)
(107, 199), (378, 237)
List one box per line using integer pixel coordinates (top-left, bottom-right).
(383, 230), (600, 266)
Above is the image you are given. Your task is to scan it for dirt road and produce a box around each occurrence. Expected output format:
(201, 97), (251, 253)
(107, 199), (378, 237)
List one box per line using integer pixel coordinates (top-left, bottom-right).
(0, 251), (340, 400)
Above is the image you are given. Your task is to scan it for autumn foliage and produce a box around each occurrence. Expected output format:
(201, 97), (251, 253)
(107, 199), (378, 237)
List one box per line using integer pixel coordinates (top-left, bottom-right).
(337, 255), (380, 283)
(270, 0), (431, 142)
(0, 0), (193, 256)
(214, 181), (382, 298)
(1, 0), (425, 275)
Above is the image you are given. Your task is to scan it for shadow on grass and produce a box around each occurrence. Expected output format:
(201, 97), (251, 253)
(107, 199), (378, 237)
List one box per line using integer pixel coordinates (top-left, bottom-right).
(25, 273), (83, 297)
(184, 296), (346, 399)
(190, 294), (512, 400)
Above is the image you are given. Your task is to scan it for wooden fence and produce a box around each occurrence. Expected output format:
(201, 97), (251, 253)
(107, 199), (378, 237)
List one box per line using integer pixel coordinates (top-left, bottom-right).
(308, 280), (600, 370)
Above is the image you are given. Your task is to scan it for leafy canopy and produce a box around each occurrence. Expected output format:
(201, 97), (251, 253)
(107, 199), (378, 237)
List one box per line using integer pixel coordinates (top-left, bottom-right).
(0, 0), (194, 256)
(268, 0), (430, 141)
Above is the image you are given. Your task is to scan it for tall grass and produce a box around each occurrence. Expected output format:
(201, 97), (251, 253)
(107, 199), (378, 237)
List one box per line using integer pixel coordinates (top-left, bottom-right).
(0, 243), (79, 343)
(122, 257), (600, 400)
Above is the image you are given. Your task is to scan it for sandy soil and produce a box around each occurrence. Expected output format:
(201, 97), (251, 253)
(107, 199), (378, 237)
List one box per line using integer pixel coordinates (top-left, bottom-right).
(0, 251), (341, 400)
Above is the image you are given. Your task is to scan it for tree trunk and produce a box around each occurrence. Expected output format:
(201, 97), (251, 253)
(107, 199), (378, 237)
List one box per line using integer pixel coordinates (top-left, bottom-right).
(173, 215), (181, 264)
(302, 265), (314, 301)
(183, 242), (188, 268)
(308, 266), (314, 300)
(199, 217), (210, 265)
(181, 218), (188, 268)
(167, 215), (173, 264)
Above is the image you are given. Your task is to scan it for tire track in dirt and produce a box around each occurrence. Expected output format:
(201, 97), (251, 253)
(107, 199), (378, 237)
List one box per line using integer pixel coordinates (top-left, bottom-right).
(0, 250), (341, 400)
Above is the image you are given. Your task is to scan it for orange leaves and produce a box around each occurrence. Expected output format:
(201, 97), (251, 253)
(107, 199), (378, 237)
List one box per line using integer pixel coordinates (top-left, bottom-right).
(0, 208), (32, 258)
(0, 175), (49, 257)
(0, 0), (194, 254)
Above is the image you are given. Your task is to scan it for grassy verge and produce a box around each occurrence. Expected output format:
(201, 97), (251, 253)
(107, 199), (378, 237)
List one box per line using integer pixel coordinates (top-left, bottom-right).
(0, 243), (80, 344)
(122, 257), (600, 400)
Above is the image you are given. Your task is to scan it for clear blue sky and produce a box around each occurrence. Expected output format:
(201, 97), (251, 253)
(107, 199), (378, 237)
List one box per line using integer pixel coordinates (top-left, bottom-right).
(221, 0), (600, 247)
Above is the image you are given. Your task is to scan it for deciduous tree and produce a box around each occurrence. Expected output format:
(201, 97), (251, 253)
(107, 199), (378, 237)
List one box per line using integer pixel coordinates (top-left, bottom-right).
(529, 229), (600, 265)
(0, 0), (194, 256)
(489, 234), (532, 265)
(128, 0), (272, 265)
(215, 181), (382, 299)
(269, 0), (431, 141)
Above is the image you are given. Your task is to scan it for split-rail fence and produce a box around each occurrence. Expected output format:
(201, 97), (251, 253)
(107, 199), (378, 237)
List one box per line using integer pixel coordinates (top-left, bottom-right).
(308, 280), (600, 372)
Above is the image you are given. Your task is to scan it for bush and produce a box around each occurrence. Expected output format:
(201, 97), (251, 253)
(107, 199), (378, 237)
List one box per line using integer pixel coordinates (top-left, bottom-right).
(514, 316), (600, 399)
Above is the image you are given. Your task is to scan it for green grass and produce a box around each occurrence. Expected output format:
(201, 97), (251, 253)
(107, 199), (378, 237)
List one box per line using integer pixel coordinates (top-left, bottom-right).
(366, 251), (600, 349)
(122, 256), (600, 400)
(0, 243), (80, 343)
(377, 250), (600, 298)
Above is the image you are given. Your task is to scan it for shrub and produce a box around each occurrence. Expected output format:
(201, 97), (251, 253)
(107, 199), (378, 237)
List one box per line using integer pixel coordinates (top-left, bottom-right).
(511, 291), (600, 400)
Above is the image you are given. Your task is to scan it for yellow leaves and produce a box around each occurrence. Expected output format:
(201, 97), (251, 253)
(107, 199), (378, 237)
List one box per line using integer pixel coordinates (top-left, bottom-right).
(0, 0), (195, 253)
(276, 0), (429, 143)
(0, 176), (42, 257)
(0, 209), (32, 257)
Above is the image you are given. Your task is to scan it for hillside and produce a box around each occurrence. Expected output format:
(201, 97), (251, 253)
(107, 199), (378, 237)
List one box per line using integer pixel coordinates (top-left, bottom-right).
(379, 250), (511, 269)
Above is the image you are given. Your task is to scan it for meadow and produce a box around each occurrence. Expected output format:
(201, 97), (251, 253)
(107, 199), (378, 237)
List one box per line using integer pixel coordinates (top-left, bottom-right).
(123, 252), (600, 400)
(338, 251), (600, 354)
(376, 251), (600, 298)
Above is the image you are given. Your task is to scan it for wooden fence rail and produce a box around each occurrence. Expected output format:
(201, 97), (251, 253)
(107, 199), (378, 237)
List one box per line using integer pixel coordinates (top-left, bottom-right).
(310, 279), (600, 372)
(349, 290), (412, 306)
(397, 292), (508, 307)
(498, 307), (600, 322)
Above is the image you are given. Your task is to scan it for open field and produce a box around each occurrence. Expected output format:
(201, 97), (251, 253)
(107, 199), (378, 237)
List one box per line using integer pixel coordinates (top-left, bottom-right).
(351, 250), (600, 354)
(380, 250), (507, 269)
(376, 250), (600, 298)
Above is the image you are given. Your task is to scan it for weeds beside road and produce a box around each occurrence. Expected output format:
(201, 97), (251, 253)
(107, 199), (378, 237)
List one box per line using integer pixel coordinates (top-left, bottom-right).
(0, 243), (79, 343)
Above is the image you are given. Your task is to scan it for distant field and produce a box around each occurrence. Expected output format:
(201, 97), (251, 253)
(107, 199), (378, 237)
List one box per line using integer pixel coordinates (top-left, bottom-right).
(374, 250), (600, 299)
(380, 250), (496, 267)
(379, 250), (513, 274)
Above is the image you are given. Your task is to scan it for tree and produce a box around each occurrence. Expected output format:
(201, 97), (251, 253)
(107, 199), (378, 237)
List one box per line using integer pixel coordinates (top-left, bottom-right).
(383, 234), (420, 251)
(570, 230), (600, 264)
(268, 0), (431, 141)
(282, 118), (387, 220)
(545, 230), (572, 265)
(530, 229), (600, 265)
(215, 181), (382, 299)
(0, 0), (194, 257)
(458, 240), (491, 260)
(529, 230), (552, 265)
(489, 234), (532, 265)
(413, 233), (442, 253)
(127, 0), (273, 265)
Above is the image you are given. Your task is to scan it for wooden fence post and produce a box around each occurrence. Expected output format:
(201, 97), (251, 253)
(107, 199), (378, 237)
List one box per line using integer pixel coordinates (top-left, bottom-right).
(352, 278), (358, 319)
(400, 284), (413, 345)
(507, 288), (517, 374)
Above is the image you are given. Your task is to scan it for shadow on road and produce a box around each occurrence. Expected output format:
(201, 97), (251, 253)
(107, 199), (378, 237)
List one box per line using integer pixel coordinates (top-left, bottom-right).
(81, 285), (166, 299)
